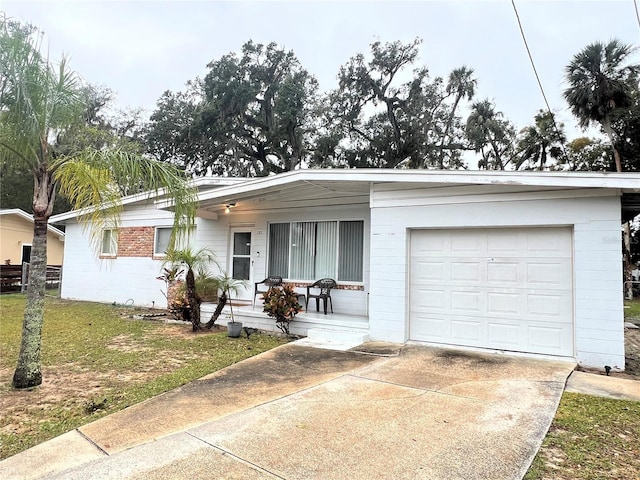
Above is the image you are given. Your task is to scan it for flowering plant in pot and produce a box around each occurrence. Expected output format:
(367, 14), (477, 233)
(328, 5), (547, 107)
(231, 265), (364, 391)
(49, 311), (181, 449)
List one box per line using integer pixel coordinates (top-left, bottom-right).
(262, 284), (303, 335)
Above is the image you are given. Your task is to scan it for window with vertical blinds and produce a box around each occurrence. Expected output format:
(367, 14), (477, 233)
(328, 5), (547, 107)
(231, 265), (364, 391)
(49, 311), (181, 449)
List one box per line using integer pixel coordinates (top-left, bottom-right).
(268, 220), (363, 282)
(268, 223), (290, 278)
(338, 221), (363, 281)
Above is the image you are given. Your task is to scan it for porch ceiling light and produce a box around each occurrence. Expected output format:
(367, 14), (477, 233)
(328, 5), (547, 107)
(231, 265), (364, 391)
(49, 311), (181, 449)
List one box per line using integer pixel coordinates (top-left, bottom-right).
(225, 203), (236, 214)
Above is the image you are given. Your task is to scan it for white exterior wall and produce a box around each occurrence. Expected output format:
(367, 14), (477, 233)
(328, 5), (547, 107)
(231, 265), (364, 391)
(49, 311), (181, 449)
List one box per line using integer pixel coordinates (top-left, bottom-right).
(369, 185), (624, 369)
(62, 202), (370, 316)
(61, 205), (211, 307)
(210, 204), (370, 316)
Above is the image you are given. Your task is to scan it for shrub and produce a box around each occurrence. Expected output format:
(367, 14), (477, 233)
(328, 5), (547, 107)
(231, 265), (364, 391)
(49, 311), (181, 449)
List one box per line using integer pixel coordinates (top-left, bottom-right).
(263, 284), (302, 335)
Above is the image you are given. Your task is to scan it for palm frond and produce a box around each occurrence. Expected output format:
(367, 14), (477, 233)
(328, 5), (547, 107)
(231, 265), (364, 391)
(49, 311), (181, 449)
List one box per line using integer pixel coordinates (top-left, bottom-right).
(0, 17), (84, 172)
(54, 149), (198, 252)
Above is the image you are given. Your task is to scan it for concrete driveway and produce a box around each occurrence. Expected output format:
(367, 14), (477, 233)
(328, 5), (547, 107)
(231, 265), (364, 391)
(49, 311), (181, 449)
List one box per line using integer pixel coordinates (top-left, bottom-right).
(1, 342), (574, 480)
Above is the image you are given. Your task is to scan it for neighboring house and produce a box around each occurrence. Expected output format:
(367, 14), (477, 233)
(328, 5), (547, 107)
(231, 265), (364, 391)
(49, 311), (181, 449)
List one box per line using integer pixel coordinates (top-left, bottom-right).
(0, 209), (65, 265)
(51, 170), (640, 370)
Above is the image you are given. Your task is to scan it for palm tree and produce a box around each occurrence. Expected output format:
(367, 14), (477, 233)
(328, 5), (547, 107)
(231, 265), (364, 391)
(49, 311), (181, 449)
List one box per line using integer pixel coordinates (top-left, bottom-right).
(438, 66), (476, 168)
(515, 110), (567, 170)
(163, 247), (220, 331)
(466, 100), (515, 170)
(0, 18), (197, 389)
(564, 39), (640, 172)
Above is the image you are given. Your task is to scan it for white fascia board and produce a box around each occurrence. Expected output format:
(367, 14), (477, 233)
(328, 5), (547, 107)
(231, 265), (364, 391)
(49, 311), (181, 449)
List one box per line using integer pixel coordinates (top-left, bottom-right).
(50, 176), (246, 223)
(47, 225), (65, 237)
(50, 190), (159, 223)
(192, 177), (249, 188)
(177, 169), (640, 207)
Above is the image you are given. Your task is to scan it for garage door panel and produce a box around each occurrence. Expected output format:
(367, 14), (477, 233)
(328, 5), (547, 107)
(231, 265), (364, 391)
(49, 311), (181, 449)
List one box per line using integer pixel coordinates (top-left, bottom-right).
(527, 293), (572, 320)
(410, 314), (450, 340)
(487, 322), (520, 347)
(527, 262), (563, 284)
(526, 229), (572, 255)
(451, 320), (482, 342)
(410, 260), (446, 281)
(412, 234), (448, 254)
(410, 227), (574, 357)
(411, 313), (483, 346)
(451, 261), (482, 281)
(450, 290), (481, 312)
(487, 292), (520, 315)
(527, 325), (572, 354)
(451, 234), (483, 254)
(487, 231), (521, 254)
(526, 259), (572, 285)
(412, 288), (447, 310)
(486, 262), (519, 282)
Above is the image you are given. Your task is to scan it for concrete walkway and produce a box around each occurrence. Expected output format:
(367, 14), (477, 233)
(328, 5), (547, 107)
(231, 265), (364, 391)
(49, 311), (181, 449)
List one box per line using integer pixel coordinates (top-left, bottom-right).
(1, 343), (575, 480)
(565, 370), (640, 401)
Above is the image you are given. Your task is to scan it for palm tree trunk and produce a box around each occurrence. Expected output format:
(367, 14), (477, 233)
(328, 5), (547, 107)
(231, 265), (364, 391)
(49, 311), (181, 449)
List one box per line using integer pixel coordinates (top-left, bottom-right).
(623, 222), (634, 299)
(12, 167), (56, 389)
(185, 268), (201, 331)
(438, 95), (462, 169)
(540, 148), (547, 171)
(489, 138), (504, 170)
(205, 290), (228, 329)
(602, 118), (622, 172)
(602, 118), (634, 299)
(12, 216), (48, 389)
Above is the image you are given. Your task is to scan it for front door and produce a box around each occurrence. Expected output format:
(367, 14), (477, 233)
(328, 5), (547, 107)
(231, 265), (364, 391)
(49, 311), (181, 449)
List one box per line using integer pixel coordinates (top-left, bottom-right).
(21, 244), (32, 265)
(230, 229), (252, 301)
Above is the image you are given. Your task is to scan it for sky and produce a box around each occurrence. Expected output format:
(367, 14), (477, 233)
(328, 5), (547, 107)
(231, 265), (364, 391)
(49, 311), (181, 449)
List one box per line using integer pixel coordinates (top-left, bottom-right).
(1, 0), (639, 142)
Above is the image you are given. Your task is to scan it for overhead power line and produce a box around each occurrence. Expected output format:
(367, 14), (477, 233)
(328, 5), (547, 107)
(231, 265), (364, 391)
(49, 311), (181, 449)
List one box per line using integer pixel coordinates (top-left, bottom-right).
(634, 0), (640, 33)
(510, 0), (569, 164)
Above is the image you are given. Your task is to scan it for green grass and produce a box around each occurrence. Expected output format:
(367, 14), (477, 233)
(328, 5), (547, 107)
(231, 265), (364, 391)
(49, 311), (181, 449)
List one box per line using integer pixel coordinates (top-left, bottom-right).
(525, 392), (640, 480)
(0, 294), (289, 459)
(624, 298), (640, 320)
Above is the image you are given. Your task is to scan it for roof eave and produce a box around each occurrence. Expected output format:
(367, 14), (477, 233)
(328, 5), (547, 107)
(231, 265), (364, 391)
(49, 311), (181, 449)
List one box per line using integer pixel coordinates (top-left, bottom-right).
(188, 169), (640, 206)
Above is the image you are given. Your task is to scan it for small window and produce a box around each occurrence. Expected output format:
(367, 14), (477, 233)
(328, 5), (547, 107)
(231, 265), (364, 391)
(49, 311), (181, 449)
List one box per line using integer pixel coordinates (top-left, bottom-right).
(154, 227), (173, 256)
(101, 229), (117, 256)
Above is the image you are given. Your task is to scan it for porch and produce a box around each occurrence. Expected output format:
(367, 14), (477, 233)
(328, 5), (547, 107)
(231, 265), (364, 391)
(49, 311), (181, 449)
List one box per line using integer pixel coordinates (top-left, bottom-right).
(200, 302), (370, 346)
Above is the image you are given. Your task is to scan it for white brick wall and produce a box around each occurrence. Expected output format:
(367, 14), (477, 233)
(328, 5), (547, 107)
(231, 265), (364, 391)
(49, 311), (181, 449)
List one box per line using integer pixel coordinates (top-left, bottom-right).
(61, 206), (221, 308)
(61, 203), (371, 316)
(369, 186), (624, 369)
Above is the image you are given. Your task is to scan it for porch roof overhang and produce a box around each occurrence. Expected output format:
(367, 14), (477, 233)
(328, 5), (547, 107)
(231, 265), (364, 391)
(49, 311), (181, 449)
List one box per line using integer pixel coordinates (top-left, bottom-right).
(153, 169), (640, 220)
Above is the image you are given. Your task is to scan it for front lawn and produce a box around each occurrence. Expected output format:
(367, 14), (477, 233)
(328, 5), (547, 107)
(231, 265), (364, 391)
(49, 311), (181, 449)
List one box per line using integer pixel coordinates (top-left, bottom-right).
(0, 294), (289, 460)
(527, 299), (640, 479)
(525, 392), (640, 480)
(625, 298), (640, 321)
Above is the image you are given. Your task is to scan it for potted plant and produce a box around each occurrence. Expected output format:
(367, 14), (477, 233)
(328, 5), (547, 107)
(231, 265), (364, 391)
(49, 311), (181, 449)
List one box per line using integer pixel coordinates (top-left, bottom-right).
(263, 284), (303, 335)
(203, 273), (246, 337)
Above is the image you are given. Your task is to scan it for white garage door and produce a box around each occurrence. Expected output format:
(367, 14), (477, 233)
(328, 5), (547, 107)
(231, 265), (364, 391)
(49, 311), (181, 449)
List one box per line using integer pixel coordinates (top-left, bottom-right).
(409, 227), (574, 357)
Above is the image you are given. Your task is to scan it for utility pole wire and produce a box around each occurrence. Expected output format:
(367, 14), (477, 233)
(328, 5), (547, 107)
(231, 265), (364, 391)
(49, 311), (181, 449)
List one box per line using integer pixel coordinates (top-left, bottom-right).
(634, 0), (640, 33)
(510, 0), (569, 165)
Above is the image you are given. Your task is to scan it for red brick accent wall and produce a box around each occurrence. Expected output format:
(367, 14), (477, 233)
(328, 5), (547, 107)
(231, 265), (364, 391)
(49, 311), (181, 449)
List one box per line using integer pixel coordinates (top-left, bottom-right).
(117, 227), (155, 257)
